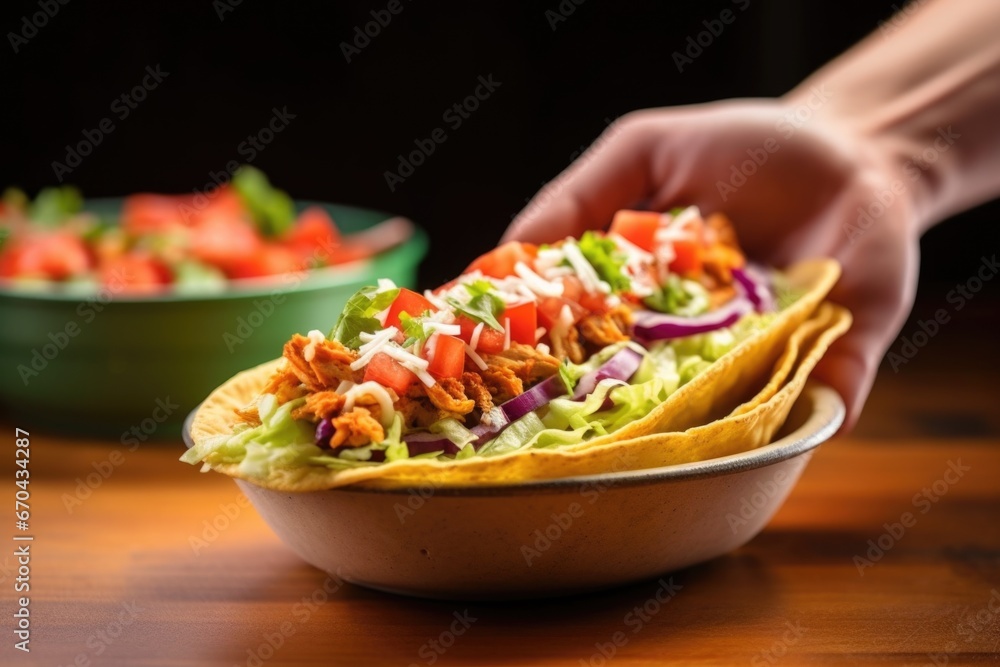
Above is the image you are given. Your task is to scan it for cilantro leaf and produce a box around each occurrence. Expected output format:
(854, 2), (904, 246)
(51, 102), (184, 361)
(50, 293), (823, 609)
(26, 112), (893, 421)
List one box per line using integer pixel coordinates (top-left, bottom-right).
(446, 280), (503, 330)
(579, 231), (630, 292)
(330, 286), (400, 349)
(399, 311), (431, 347)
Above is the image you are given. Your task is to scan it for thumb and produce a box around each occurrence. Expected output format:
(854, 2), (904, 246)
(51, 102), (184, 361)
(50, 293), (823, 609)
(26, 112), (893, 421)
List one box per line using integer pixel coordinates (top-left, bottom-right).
(502, 113), (660, 244)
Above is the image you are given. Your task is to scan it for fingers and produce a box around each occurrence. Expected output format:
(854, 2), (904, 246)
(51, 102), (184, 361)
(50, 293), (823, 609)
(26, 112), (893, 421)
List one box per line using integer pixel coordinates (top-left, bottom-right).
(502, 114), (659, 244)
(812, 229), (919, 432)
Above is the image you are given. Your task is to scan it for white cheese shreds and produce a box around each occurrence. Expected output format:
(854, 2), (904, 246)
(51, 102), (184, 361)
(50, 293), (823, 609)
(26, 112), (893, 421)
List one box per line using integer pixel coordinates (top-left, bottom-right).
(536, 343), (550, 355)
(342, 382), (397, 428)
(514, 261), (564, 297)
(470, 322), (485, 351)
(503, 317), (511, 350)
(423, 290), (450, 311)
(351, 327), (399, 370)
(464, 344), (488, 370)
(303, 329), (326, 362)
(562, 240), (611, 294)
(376, 278), (398, 293)
(535, 326), (546, 342)
(335, 380), (355, 394)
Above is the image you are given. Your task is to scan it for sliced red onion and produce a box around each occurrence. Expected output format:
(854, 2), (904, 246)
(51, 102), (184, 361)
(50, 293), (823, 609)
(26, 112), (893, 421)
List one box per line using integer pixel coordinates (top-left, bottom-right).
(732, 265), (775, 313)
(403, 432), (463, 456)
(572, 347), (645, 398)
(315, 419), (335, 448)
(500, 375), (567, 422)
(632, 296), (753, 341)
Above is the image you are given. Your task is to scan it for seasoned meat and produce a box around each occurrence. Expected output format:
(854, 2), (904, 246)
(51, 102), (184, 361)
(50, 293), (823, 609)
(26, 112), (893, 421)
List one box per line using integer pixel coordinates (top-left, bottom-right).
(478, 365), (523, 404)
(550, 324), (586, 364)
(283, 335), (361, 391)
(291, 391), (347, 423)
(482, 343), (560, 384)
(424, 377), (476, 415)
(461, 371), (494, 413)
(328, 407), (385, 448)
(579, 308), (631, 351)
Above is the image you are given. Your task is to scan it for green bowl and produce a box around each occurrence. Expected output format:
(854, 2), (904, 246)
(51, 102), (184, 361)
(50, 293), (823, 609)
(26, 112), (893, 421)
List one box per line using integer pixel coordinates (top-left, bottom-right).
(0, 198), (427, 439)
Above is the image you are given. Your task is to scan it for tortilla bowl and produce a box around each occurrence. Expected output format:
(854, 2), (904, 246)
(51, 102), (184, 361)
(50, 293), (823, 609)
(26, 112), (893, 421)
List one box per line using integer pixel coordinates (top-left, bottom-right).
(182, 378), (843, 600)
(185, 259), (847, 490)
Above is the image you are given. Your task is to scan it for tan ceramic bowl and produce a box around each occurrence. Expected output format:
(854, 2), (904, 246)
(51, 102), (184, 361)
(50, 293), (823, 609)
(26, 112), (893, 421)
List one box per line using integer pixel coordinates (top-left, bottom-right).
(183, 380), (842, 600)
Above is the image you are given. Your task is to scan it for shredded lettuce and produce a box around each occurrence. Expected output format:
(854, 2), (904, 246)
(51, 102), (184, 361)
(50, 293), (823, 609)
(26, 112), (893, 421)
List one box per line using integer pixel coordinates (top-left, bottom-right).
(578, 231), (630, 292)
(643, 275), (709, 316)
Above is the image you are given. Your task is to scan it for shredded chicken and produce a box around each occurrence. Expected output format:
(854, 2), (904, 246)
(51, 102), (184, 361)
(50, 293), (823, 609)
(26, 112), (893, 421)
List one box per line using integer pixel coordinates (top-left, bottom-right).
(482, 343), (561, 385)
(549, 324), (586, 364)
(283, 335), (361, 391)
(291, 390), (347, 423)
(461, 371), (494, 413)
(328, 407), (385, 448)
(424, 377), (476, 415)
(479, 365), (523, 404)
(578, 305), (632, 352)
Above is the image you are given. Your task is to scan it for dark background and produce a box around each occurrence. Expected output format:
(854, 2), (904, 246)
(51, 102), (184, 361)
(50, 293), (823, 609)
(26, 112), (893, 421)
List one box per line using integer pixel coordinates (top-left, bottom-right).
(2, 0), (998, 293)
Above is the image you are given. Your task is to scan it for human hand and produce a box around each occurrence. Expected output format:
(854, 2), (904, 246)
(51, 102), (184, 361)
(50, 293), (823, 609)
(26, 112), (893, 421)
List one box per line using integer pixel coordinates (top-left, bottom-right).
(502, 100), (922, 431)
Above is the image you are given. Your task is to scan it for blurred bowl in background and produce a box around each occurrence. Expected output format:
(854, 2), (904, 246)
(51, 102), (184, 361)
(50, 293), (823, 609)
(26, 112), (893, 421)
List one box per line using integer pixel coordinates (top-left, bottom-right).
(0, 198), (427, 437)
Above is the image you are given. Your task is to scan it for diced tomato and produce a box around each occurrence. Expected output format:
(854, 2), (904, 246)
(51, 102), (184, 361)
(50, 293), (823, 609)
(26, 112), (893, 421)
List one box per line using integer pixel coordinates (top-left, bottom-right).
(667, 238), (703, 276)
(0, 233), (92, 281)
(536, 297), (587, 331)
(286, 207), (342, 266)
(609, 210), (662, 252)
(464, 242), (538, 279)
(456, 316), (505, 354)
(427, 334), (465, 380)
(99, 252), (171, 294)
(560, 275), (584, 303)
(189, 215), (263, 275)
(385, 288), (437, 329)
(363, 352), (416, 395)
(226, 245), (303, 280)
(502, 301), (537, 345)
(578, 291), (611, 314)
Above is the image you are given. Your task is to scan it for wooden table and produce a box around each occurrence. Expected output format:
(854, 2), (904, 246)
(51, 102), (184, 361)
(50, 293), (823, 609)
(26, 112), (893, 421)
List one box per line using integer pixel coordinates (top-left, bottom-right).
(3, 314), (999, 666)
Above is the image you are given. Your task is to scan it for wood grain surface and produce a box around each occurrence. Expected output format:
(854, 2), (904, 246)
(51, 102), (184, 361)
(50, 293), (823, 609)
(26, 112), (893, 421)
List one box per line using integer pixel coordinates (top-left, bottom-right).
(1, 336), (999, 666)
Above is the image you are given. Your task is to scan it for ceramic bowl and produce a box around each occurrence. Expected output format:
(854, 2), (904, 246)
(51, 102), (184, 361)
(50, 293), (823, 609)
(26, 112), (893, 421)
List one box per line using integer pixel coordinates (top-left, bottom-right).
(183, 380), (843, 600)
(0, 199), (427, 436)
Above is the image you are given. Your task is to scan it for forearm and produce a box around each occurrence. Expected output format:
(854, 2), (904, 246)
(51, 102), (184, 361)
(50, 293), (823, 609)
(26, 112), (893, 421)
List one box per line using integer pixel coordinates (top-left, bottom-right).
(785, 0), (1000, 233)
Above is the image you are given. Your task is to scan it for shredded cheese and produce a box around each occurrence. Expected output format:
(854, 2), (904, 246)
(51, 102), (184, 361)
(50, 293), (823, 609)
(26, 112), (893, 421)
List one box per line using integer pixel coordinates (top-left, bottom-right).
(503, 317), (511, 350)
(342, 381), (397, 428)
(469, 322), (485, 351)
(303, 329), (326, 362)
(514, 261), (563, 297)
(562, 240), (611, 294)
(351, 327), (399, 370)
(464, 344), (488, 370)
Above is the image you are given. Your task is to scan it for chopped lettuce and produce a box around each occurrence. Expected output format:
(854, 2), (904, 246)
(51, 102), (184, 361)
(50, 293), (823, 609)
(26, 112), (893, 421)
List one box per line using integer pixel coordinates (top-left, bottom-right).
(578, 231), (630, 292)
(643, 275), (709, 316)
